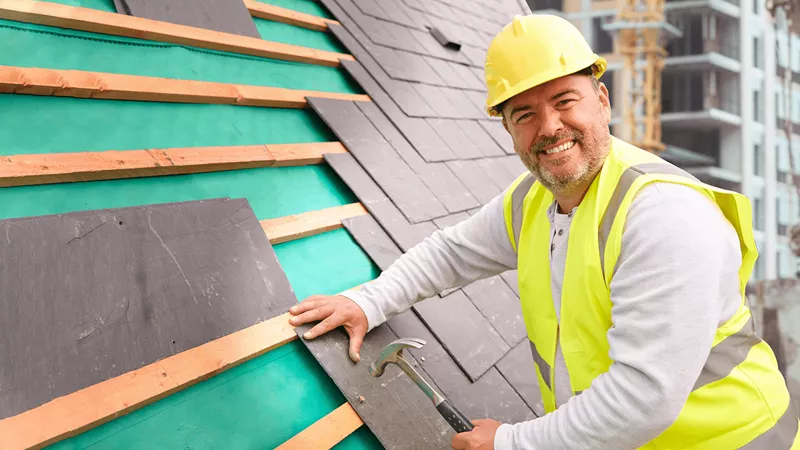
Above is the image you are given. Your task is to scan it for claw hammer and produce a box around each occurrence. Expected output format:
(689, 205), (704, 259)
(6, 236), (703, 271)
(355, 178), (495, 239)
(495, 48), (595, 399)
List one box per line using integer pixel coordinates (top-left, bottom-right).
(369, 337), (474, 433)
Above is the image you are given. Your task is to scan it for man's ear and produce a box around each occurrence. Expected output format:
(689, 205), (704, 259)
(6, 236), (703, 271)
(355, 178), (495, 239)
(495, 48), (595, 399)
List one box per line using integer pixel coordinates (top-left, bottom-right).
(599, 83), (611, 121)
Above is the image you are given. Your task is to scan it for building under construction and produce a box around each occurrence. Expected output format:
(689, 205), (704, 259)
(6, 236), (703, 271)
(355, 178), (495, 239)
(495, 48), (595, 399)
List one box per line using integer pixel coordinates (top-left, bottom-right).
(526, 0), (800, 281)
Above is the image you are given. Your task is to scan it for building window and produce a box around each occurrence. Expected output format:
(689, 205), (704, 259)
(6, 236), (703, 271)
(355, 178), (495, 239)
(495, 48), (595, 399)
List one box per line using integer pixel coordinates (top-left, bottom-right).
(754, 197), (764, 230)
(754, 90), (763, 122)
(592, 18), (613, 54)
(754, 0), (759, 14)
(754, 143), (764, 176)
(754, 36), (762, 68)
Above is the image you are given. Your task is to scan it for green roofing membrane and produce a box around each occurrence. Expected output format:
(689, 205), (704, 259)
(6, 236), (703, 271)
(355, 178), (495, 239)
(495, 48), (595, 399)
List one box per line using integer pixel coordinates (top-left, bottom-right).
(39, 0), (116, 12)
(0, 95), (338, 156)
(0, 19), (361, 94)
(253, 17), (347, 53)
(5, 3), (381, 446)
(254, 0), (335, 19)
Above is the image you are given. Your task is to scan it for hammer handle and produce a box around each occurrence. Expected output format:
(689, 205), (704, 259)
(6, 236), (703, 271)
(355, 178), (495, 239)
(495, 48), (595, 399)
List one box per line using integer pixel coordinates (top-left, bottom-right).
(436, 399), (474, 433)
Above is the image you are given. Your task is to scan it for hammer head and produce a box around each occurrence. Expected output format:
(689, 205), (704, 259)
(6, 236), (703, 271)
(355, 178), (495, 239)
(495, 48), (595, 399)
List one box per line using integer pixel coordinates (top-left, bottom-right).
(369, 337), (426, 377)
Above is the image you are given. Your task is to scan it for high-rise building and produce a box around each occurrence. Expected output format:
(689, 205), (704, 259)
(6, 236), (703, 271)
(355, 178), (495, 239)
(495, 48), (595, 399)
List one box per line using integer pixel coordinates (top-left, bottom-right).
(525, 0), (800, 280)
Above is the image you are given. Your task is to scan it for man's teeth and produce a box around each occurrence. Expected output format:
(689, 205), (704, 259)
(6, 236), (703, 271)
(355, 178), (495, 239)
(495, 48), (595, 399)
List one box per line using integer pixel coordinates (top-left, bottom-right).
(543, 141), (575, 155)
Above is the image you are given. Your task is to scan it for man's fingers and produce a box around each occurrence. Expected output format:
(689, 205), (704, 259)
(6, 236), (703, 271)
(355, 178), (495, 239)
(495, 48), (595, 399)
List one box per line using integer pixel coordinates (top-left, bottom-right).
(289, 304), (335, 326)
(303, 316), (340, 340)
(450, 431), (469, 449)
(346, 326), (365, 363)
(289, 295), (327, 315)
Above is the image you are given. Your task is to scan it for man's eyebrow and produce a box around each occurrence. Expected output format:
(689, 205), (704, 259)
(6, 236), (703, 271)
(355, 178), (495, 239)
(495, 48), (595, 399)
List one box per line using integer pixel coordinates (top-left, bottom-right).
(551, 89), (581, 101)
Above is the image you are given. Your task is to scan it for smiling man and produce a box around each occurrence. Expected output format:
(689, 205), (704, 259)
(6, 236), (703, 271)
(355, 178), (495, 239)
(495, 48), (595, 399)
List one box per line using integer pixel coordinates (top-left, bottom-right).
(289, 14), (798, 450)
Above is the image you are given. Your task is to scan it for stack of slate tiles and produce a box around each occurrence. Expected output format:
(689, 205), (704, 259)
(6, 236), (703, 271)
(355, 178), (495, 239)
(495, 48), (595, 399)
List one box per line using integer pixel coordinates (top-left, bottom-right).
(294, 0), (548, 447)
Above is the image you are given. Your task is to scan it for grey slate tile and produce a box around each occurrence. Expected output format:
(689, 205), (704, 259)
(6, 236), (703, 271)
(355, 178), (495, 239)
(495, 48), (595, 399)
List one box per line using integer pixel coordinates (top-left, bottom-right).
(479, 120), (516, 155)
(423, 55), (469, 90)
(411, 83), (462, 118)
(350, 0), (390, 21)
(467, 206), (484, 216)
(500, 156), (530, 181)
(413, 290), (510, 381)
(374, 0), (420, 29)
(449, 61), (486, 91)
(295, 320), (454, 449)
(449, 367), (537, 424)
(496, 340), (547, 417)
(464, 90), (490, 115)
(433, 211), (471, 229)
(308, 97), (448, 223)
(461, 45), (488, 67)
(457, 121), (506, 157)
(397, 116), (460, 162)
(446, 159), (503, 205)
(324, 153), (432, 252)
(0, 198), (293, 420)
(387, 310), (535, 424)
(356, 101), (479, 212)
(462, 276), (527, 346)
(439, 87), (485, 119)
(342, 214), (403, 271)
(500, 270), (520, 297)
(408, 26), (452, 59)
(476, 157), (519, 189)
(469, 66), (488, 88)
(428, 119), (484, 159)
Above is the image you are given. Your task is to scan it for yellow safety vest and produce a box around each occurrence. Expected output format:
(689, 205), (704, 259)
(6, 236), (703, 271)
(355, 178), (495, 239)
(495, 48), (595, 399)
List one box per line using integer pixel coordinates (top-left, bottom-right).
(503, 136), (799, 448)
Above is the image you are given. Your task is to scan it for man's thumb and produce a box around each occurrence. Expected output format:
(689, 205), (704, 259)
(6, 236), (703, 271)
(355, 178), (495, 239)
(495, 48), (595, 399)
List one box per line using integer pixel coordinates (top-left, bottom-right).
(348, 330), (364, 363)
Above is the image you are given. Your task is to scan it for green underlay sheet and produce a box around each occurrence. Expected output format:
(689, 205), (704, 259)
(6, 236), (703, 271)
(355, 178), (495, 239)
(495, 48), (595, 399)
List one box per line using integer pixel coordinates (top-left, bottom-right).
(0, 95), (337, 156)
(46, 229), (381, 449)
(0, 19), (361, 94)
(253, 17), (346, 53)
(254, 0), (335, 19)
(37, 0), (116, 12)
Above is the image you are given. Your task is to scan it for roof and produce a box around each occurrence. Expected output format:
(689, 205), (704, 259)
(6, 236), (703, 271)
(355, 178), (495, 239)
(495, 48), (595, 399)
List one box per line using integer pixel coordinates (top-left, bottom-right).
(0, 0), (538, 448)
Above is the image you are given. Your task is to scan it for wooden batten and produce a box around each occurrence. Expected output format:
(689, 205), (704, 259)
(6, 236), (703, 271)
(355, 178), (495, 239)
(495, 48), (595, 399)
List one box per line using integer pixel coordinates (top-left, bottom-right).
(0, 66), (370, 106)
(244, 0), (338, 32)
(261, 202), (369, 244)
(0, 142), (349, 187)
(0, 0), (354, 67)
(275, 403), (364, 450)
(0, 201), (371, 449)
(0, 312), (298, 450)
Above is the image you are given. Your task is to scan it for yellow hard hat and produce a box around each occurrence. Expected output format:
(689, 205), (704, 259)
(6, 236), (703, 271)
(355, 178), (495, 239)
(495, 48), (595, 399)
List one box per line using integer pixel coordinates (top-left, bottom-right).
(484, 14), (607, 117)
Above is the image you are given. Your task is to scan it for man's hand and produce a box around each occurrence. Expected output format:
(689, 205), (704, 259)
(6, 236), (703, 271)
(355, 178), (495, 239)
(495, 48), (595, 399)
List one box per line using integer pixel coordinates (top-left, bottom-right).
(288, 295), (368, 363)
(451, 419), (502, 450)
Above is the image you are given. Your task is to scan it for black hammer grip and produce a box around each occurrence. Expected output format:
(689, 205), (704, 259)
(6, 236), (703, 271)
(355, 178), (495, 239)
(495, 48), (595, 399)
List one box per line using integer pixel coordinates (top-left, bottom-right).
(436, 399), (474, 433)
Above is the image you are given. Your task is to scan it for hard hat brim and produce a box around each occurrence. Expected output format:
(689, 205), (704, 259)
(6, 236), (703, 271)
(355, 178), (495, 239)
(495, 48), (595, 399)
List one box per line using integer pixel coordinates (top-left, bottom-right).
(486, 55), (608, 117)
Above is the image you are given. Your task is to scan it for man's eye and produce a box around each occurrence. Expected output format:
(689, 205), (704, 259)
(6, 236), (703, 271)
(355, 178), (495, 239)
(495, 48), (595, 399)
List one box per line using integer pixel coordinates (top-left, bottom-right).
(516, 112), (533, 123)
(558, 99), (575, 106)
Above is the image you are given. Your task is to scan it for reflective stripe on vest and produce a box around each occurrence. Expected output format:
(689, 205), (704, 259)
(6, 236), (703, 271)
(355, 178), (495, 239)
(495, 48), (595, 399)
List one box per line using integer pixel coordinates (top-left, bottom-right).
(740, 398), (799, 448)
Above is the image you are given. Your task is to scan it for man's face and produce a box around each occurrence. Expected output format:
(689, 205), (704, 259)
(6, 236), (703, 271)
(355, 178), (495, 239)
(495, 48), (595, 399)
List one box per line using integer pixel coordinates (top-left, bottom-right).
(502, 74), (612, 195)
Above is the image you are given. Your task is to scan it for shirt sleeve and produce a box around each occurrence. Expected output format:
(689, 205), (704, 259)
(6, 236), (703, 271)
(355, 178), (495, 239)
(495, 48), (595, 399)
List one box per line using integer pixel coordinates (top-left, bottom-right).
(341, 191), (519, 331)
(494, 181), (744, 449)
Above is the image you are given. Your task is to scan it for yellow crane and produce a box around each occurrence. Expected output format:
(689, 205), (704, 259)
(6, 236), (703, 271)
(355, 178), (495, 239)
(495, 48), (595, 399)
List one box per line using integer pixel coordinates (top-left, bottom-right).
(605, 0), (680, 153)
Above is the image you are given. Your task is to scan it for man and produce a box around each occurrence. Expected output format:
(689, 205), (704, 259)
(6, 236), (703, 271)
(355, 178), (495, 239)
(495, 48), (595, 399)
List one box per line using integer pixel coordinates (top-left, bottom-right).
(289, 14), (798, 450)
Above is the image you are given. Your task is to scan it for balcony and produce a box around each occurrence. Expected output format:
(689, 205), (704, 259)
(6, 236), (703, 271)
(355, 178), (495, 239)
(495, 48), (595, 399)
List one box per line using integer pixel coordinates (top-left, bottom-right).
(664, 0), (740, 18)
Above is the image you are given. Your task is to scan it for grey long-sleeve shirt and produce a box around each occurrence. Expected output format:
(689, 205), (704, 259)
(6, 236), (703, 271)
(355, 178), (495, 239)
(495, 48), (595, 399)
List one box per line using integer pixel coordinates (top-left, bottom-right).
(341, 180), (744, 449)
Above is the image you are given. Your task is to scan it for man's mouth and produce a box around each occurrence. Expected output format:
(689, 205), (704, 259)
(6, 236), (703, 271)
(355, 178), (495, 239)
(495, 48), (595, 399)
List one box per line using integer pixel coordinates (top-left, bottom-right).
(539, 140), (576, 156)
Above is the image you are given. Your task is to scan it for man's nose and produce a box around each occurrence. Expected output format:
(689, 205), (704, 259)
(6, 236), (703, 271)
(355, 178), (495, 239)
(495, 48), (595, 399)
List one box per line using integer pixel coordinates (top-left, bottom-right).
(538, 110), (564, 137)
